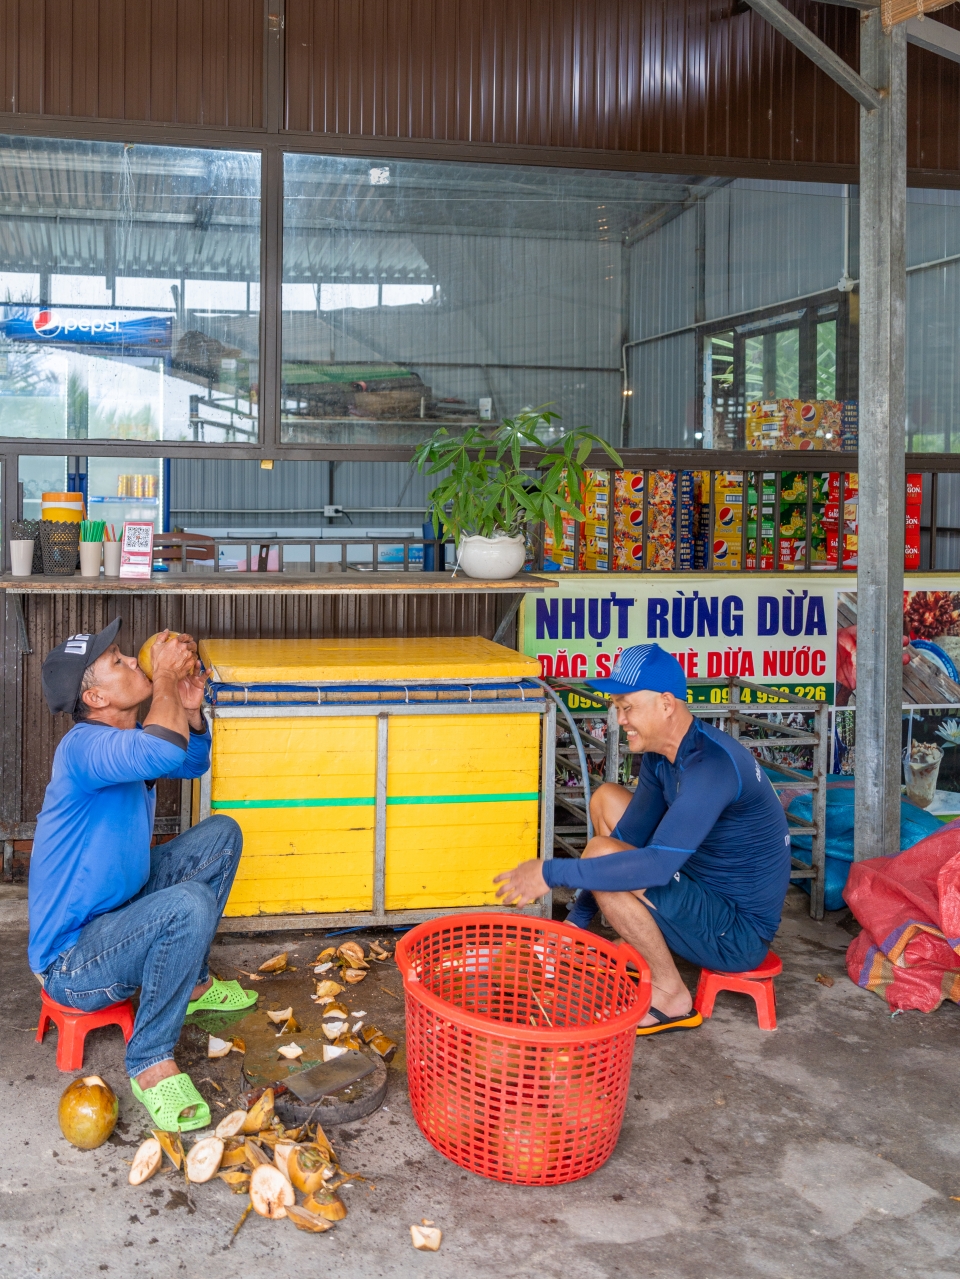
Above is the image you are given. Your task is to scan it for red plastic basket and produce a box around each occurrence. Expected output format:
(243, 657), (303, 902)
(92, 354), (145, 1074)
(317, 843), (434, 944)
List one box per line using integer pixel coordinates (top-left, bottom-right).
(396, 913), (651, 1185)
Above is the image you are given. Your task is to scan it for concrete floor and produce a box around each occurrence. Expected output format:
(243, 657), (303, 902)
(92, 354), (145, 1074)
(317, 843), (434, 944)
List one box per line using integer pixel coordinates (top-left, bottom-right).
(2, 884), (959, 1279)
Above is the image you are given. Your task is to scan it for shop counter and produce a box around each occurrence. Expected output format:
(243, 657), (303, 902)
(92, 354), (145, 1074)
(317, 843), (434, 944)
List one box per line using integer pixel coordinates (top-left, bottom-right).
(192, 637), (555, 931)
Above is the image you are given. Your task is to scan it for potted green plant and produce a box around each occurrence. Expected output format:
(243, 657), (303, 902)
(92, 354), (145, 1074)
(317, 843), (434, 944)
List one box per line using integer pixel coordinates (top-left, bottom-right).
(413, 407), (622, 579)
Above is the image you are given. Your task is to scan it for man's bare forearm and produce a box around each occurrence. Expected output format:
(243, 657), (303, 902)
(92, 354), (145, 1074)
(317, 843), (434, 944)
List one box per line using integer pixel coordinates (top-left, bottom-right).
(144, 672), (189, 740)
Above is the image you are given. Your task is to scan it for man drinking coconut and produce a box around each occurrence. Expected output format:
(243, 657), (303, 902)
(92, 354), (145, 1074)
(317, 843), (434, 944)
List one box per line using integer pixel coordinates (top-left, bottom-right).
(495, 644), (791, 1034)
(29, 619), (257, 1129)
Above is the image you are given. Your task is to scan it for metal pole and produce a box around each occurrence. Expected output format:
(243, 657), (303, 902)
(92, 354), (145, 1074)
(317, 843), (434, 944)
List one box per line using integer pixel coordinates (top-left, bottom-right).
(855, 11), (907, 862)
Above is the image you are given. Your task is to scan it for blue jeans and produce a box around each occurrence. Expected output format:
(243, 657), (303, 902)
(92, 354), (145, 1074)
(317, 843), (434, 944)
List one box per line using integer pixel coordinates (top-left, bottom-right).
(43, 815), (243, 1077)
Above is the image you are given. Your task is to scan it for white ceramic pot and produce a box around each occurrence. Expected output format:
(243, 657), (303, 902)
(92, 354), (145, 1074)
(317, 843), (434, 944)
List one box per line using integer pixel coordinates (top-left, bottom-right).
(457, 533), (526, 580)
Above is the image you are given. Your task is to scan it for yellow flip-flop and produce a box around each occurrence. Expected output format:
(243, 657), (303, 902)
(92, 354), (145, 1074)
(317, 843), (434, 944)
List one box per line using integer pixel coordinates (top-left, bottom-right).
(636, 1007), (703, 1036)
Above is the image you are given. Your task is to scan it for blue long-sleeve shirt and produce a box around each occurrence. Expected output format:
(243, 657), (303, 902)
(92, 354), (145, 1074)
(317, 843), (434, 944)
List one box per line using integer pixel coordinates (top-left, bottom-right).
(543, 719), (791, 940)
(28, 719), (212, 974)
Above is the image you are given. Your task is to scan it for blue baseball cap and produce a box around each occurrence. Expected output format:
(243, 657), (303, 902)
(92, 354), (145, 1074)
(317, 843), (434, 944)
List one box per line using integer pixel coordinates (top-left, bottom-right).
(588, 643), (687, 699)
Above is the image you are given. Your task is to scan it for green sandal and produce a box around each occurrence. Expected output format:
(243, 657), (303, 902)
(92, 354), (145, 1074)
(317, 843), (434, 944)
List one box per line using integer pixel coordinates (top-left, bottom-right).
(130, 1073), (211, 1133)
(186, 978), (259, 1017)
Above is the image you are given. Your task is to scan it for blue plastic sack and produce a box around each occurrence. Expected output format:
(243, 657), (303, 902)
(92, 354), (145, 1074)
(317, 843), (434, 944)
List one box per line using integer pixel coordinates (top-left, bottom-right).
(785, 778), (942, 911)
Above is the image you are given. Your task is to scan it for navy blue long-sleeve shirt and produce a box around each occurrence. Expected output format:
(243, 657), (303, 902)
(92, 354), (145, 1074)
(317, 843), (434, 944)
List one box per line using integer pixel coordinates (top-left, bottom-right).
(543, 719), (791, 940)
(28, 719), (212, 974)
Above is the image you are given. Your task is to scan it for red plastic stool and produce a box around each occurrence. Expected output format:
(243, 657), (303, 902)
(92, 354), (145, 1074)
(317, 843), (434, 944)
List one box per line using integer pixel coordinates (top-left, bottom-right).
(694, 951), (783, 1030)
(36, 989), (136, 1071)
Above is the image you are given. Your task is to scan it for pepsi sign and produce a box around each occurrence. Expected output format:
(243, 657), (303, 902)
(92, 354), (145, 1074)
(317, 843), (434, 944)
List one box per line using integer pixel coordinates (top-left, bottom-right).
(0, 310), (171, 348)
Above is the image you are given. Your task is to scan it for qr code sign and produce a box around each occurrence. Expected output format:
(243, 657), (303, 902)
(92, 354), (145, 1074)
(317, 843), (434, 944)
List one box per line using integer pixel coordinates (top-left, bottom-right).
(123, 523), (153, 550)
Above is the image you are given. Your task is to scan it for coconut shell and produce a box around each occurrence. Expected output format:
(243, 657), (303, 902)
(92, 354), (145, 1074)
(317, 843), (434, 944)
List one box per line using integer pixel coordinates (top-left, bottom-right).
(369, 941), (391, 961)
(208, 1035), (233, 1058)
(153, 1129), (185, 1169)
(215, 1111), (248, 1140)
(185, 1136), (224, 1184)
(313, 1125), (336, 1163)
(58, 1076), (118, 1150)
(249, 1163), (295, 1219)
(315, 948), (336, 963)
(220, 1145), (250, 1169)
(218, 1170), (252, 1193)
(343, 969), (367, 984)
(277, 1042), (303, 1060)
(137, 631), (182, 680)
(410, 1224), (442, 1251)
(265, 1007), (294, 1025)
(322, 1044), (347, 1062)
(302, 1189), (347, 1221)
(322, 1019), (347, 1042)
(273, 1139), (299, 1180)
(288, 1145), (335, 1195)
(244, 1138), (273, 1169)
(286, 1204), (335, 1233)
(360, 1024), (380, 1043)
(337, 941), (365, 964)
(258, 952), (289, 974)
(241, 1088), (275, 1133)
(333, 1031), (361, 1051)
(368, 1033), (398, 1062)
(129, 1137), (162, 1186)
(315, 980), (344, 1001)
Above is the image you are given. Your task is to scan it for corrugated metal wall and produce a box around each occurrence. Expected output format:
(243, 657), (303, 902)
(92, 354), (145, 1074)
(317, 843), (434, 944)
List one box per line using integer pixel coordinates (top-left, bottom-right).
(0, 1), (957, 182)
(0, 0), (264, 126)
(169, 458), (438, 529)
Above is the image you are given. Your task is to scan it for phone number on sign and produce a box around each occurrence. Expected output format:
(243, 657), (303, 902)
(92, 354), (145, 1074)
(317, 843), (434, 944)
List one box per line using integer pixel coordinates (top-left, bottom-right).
(688, 684), (832, 705)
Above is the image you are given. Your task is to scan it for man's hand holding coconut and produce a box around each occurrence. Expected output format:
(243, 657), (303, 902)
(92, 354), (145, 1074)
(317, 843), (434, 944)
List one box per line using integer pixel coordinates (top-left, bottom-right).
(29, 619), (257, 1131)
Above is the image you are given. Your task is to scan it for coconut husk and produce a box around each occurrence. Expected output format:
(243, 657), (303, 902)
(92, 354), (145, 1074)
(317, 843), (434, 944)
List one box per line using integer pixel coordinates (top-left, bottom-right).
(369, 940), (391, 961)
(313, 1125), (336, 1163)
(218, 1169), (252, 1193)
(185, 1136), (224, 1184)
(153, 1129), (185, 1170)
(343, 969), (367, 984)
(258, 952), (289, 974)
(277, 1042), (304, 1060)
(315, 947), (336, 963)
(333, 1030), (361, 1052)
(249, 1163), (295, 1219)
(368, 1032), (398, 1062)
(129, 1138), (162, 1186)
(208, 1035), (233, 1059)
(244, 1138), (273, 1169)
(277, 1016), (301, 1035)
(266, 1006), (294, 1025)
(231, 1037), (246, 1054)
(273, 1139), (298, 1180)
(360, 1024), (380, 1043)
(322, 1044), (347, 1062)
(314, 980), (344, 1001)
(220, 1146), (250, 1169)
(216, 1111), (247, 1140)
(241, 1087), (275, 1133)
(411, 1224), (442, 1251)
(337, 941), (365, 964)
(289, 1144), (335, 1195)
(286, 1203), (335, 1233)
(302, 1189), (347, 1221)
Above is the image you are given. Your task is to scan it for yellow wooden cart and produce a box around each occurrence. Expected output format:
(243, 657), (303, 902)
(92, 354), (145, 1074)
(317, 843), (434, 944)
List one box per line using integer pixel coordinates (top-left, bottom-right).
(192, 637), (555, 930)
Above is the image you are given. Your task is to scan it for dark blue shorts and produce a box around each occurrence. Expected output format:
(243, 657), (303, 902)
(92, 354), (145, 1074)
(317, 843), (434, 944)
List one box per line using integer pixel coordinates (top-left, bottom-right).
(640, 869), (770, 972)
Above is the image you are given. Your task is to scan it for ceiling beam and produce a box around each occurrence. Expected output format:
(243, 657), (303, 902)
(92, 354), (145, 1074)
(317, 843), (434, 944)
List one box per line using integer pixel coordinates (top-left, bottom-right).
(745, 0), (883, 110)
(905, 14), (960, 62)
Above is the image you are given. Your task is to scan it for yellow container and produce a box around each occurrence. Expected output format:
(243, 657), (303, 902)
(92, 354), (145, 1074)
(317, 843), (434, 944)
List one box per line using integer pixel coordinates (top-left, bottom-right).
(197, 638), (546, 920)
(41, 491), (85, 523)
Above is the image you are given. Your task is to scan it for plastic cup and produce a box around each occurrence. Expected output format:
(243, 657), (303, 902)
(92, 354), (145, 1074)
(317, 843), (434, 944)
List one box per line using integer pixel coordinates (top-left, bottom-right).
(903, 748), (943, 808)
(103, 541), (122, 577)
(79, 541), (103, 578)
(10, 539), (34, 577)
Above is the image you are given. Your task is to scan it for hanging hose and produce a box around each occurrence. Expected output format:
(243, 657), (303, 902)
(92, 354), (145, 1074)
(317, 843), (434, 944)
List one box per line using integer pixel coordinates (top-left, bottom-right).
(539, 680), (594, 840)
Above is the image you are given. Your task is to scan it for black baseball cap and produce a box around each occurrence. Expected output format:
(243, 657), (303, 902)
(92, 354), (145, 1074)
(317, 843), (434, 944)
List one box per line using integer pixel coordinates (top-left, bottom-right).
(41, 617), (123, 714)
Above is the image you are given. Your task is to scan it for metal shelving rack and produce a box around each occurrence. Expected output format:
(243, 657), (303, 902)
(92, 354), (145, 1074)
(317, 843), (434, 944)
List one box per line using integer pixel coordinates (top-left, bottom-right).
(545, 676), (828, 920)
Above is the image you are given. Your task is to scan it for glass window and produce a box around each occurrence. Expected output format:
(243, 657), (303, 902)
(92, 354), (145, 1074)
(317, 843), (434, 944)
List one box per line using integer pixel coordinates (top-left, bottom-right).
(0, 136), (260, 443)
(282, 154), (653, 446)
